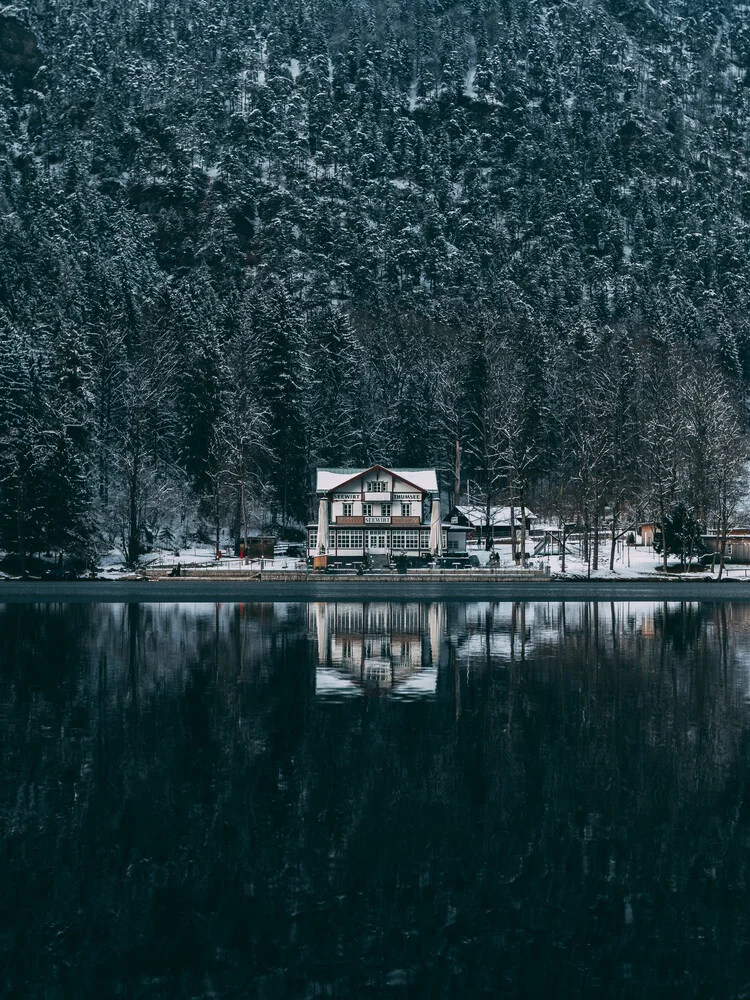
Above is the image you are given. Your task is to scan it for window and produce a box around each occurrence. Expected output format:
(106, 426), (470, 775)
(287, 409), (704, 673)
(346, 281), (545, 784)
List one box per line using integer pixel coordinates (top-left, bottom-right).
(381, 503), (391, 517)
(404, 529), (419, 549)
(363, 503), (373, 516)
(367, 481), (387, 492)
(337, 531), (363, 549)
(309, 530), (318, 550)
(342, 502), (353, 517)
(392, 530), (418, 549)
(728, 543), (733, 557)
(420, 531), (429, 549)
(368, 531), (387, 548)
(401, 502), (411, 517)
(448, 538), (459, 551)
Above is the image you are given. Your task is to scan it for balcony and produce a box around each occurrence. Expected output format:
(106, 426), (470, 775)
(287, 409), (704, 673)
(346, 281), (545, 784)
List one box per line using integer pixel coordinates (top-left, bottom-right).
(336, 515), (365, 525)
(391, 516), (420, 526)
(363, 491), (392, 502)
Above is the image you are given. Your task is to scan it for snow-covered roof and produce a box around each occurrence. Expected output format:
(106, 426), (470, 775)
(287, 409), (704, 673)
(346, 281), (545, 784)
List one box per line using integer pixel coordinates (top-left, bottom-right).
(454, 504), (538, 527)
(317, 466), (438, 493)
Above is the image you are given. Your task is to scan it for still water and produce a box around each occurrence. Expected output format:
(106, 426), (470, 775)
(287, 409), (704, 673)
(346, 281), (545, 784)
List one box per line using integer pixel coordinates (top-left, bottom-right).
(2, 600), (750, 998)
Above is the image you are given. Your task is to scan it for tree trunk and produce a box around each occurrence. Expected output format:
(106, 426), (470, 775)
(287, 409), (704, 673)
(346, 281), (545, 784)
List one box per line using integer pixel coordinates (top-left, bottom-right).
(485, 491), (492, 552)
(718, 502), (728, 581)
(509, 471), (517, 563)
(609, 508), (618, 572)
(241, 457), (248, 560)
(659, 495), (668, 573)
(520, 494), (526, 568)
(454, 439), (461, 507)
(214, 482), (221, 557)
(593, 494), (599, 571)
(16, 476), (25, 577)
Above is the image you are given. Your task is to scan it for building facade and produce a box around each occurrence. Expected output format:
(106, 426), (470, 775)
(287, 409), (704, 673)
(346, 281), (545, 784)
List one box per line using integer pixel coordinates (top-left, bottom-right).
(307, 466), (469, 564)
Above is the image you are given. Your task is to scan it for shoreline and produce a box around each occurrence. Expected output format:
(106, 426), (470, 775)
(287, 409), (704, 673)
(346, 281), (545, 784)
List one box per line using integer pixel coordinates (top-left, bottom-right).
(2, 579), (750, 603)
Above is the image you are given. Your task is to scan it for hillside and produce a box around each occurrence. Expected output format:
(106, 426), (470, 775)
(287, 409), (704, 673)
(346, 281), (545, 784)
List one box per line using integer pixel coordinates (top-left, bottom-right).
(1, 0), (749, 564)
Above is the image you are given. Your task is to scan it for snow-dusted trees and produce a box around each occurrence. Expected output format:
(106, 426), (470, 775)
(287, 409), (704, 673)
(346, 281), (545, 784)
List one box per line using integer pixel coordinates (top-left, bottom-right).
(252, 282), (308, 527)
(307, 306), (366, 468)
(593, 327), (640, 571)
(3, 0), (750, 566)
(111, 304), (179, 567)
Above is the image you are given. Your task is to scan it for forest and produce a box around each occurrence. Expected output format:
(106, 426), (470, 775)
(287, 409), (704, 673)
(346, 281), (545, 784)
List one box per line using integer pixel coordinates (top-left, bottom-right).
(1, 0), (750, 567)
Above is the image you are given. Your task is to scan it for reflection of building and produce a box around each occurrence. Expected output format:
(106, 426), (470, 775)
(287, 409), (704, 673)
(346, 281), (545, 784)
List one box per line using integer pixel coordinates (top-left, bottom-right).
(311, 602), (439, 696)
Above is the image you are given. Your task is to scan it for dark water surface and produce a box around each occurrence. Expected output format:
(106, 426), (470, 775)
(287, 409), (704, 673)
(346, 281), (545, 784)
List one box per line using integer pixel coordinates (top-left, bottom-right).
(2, 600), (750, 998)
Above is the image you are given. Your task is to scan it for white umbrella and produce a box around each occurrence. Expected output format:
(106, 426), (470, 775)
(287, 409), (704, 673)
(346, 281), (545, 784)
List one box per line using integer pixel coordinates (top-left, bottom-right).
(314, 603), (329, 663)
(317, 498), (329, 554)
(428, 602), (445, 666)
(429, 495), (443, 557)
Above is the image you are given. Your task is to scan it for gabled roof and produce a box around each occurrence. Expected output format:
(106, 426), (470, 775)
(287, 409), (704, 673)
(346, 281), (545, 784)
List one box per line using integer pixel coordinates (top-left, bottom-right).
(453, 504), (537, 527)
(317, 466), (438, 494)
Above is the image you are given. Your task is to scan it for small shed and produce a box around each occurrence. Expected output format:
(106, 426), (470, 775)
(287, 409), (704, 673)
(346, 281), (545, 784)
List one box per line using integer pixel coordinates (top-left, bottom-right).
(640, 522), (656, 547)
(703, 533), (750, 564)
(448, 504), (537, 544)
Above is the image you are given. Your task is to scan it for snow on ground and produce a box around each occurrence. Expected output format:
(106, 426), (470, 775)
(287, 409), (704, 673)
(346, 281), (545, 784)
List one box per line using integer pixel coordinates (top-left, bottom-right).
(468, 540), (748, 580)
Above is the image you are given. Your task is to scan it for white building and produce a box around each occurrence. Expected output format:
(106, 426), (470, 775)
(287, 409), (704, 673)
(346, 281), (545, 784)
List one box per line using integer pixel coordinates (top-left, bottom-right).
(306, 465), (470, 564)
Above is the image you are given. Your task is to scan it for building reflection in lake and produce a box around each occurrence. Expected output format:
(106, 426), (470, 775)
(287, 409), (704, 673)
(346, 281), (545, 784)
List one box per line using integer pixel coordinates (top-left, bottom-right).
(310, 602), (442, 697)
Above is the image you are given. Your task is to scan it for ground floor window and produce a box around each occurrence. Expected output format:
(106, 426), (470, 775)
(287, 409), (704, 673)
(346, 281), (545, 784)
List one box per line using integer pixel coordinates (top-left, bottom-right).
(337, 530), (363, 549)
(368, 531), (387, 549)
(404, 529), (419, 549)
(393, 529), (420, 549)
(420, 531), (429, 549)
(308, 530), (318, 550)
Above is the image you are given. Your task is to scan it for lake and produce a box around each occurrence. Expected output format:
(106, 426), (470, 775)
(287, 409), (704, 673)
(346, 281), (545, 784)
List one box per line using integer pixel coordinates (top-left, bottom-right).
(2, 600), (750, 998)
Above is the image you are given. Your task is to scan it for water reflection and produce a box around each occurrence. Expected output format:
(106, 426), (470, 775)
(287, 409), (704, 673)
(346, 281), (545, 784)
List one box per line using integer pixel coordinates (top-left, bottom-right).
(2, 600), (750, 998)
(311, 602), (439, 698)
